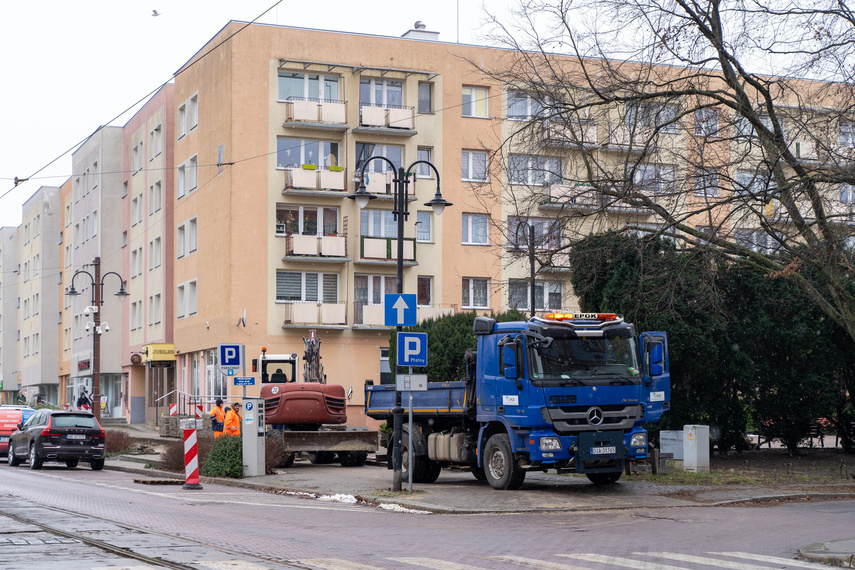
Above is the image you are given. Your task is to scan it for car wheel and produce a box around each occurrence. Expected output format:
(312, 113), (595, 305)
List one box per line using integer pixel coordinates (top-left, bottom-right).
(8, 445), (21, 467)
(29, 446), (42, 470)
(65, 459), (79, 469)
(90, 458), (105, 471)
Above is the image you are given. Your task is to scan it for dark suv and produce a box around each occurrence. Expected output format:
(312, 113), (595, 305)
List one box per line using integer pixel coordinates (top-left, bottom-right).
(8, 409), (105, 470)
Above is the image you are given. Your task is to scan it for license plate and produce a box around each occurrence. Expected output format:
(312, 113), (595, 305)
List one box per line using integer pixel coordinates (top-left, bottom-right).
(591, 446), (616, 455)
(67, 434), (86, 440)
(0, 436), (7, 442)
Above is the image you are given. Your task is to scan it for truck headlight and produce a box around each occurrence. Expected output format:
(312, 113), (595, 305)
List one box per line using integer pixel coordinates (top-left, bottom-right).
(630, 433), (647, 448)
(539, 437), (562, 451)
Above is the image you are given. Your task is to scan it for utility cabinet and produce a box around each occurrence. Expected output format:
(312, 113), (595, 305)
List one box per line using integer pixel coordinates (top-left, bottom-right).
(683, 424), (710, 473)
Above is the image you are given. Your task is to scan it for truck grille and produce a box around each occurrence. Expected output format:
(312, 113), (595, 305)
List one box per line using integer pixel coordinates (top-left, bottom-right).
(546, 404), (643, 434)
(325, 395), (346, 413)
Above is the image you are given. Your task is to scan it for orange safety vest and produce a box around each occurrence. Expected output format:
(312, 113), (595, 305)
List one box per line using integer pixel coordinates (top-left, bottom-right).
(209, 405), (226, 438)
(224, 408), (242, 436)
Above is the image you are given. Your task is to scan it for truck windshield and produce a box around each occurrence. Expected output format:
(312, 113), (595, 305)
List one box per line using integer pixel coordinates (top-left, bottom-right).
(528, 335), (640, 383)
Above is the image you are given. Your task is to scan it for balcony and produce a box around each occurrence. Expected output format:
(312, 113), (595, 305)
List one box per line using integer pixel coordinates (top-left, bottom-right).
(284, 167), (346, 192)
(540, 184), (602, 211)
(541, 121), (598, 148)
(354, 303), (456, 327)
(359, 236), (416, 263)
(791, 139), (819, 161)
(604, 124), (654, 151)
(355, 104), (417, 136)
(283, 98), (348, 131)
(282, 302), (347, 327)
(283, 233), (348, 261)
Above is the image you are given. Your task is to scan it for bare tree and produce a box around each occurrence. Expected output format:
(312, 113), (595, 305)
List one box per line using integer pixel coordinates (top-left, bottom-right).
(471, 0), (855, 341)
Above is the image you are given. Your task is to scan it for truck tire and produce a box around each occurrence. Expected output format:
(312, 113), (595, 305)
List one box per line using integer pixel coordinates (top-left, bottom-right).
(470, 464), (486, 481)
(422, 460), (442, 483)
(308, 451), (337, 464)
(484, 434), (525, 490)
(400, 434), (430, 483)
(586, 471), (622, 485)
(280, 453), (296, 468)
(339, 451), (368, 467)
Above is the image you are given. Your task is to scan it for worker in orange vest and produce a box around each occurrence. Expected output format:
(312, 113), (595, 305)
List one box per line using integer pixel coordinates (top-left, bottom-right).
(224, 402), (242, 437)
(209, 398), (226, 439)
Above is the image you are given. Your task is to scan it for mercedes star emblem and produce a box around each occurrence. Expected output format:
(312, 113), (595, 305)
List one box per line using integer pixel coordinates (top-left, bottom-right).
(587, 406), (604, 426)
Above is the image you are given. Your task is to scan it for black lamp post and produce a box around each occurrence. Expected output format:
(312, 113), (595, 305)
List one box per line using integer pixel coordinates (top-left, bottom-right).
(66, 256), (128, 421)
(349, 157), (451, 492)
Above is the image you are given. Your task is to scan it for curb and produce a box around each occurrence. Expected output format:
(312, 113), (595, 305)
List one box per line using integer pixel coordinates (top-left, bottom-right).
(798, 539), (855, 568)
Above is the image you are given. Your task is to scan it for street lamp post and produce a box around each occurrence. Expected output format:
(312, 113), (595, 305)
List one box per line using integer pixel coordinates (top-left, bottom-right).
(349, 157), (451, 492)
(67, 256), (128, 421)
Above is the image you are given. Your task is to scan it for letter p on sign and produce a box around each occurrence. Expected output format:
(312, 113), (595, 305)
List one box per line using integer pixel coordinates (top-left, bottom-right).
(397, 332), (427, 367)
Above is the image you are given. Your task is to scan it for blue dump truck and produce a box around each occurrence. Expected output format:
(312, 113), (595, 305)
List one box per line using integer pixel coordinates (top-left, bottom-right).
(365, 313), (670, 489)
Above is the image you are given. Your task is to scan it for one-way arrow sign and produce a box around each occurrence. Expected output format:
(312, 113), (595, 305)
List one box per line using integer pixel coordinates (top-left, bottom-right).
(385, 293), (417, 327)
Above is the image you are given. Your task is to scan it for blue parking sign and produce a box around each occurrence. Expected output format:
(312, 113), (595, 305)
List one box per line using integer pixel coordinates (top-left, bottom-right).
(218, 343), (243, 375)
(397, 332), (428, 367)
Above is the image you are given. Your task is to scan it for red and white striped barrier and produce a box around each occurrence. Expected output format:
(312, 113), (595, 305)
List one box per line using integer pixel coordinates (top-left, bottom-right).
(181, 420), (203, 490)
(195, 403), (203, 419)
(169, 403), (178, 416)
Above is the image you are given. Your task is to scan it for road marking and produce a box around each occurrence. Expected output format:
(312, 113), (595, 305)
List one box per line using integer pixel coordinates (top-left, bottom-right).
(389, 558), (486, 569)
(296, 561), (383, 570)
(490, 556), (589, 569)
(195, 562), (271, 569)
(559, 553), (687, 569)
(640, 552), (786, 569)
(711, 552), (829, 568)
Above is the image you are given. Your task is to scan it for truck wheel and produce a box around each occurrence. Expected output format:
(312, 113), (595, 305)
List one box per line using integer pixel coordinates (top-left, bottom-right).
(308, 451), (337, 464)
(400, 436), (429, 482)
(484, 434), (525, 490)
(422, 460), (441, 483)
(586, 471), (622, 485)
(338, 451), (368, 467)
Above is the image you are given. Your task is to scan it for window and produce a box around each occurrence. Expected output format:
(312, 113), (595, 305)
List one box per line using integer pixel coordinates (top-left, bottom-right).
(418, 276), (432, 306)
(508, 217), (561, 250)
(177, 217), (197, 257)
(131, 197), (140, 226)
(355, 143), (402, 173)
(841, 183), (855, 204)
(736, 228), (770, 252)
(177, 164), (186, 198)
(508, 155), (562, 185)
(188, 156), (198, 190)
(150, 125), (162, 159)
(360, 78), (403, 107)
(276, 271), (339, 303)
(462, 214), (489, 245)
(507, 90), (542, 121)
(735, 169), (775, 198)
(188, 218), (197, 252)
(462, 150), (488, 182)
(462, 86), (488, 118)
(131, 301), (142, 330)
(177, 225), (185, 258)
(625, 102), (678, 134)
(354, 274), (397, 324)
(188, 95), (198, 130)
(277, 205), (338, 236)
(177, 280), (198, 318)
(91, 211), (98, 238)
(178, 104), (186, 139)
(418, 83), (433, 113)
(509, 280), (562, 312)
(462, 278), (489, 309)
(278, 72), (340, 101)
(694, 108), (719, 137)
(148, 293), (162, 325)
(361, 209), (398, 238)
(695, 225), (716, 244)
(177, 284), (185, 318)
(277, 138), (340, 169)
(840, 120), (855, 147)
(416, 211), (432, 242)
(132, 144), (142, 173)
(417, 147), (432, 178)
(149, 181), (162, 214)
(694, 168), (719, 197)
(632, 164), (676, 195)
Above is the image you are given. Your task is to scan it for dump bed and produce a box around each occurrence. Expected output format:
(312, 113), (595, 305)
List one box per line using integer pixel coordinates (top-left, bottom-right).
(365, 381), (470, 420)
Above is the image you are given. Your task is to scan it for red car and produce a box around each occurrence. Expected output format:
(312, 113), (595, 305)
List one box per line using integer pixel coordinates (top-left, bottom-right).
(7, 409), (105, 470)
(0, 405), (36, 456)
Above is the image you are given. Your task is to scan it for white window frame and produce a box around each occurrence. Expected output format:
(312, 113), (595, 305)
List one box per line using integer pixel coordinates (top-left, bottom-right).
(694, 168), (719, 197)
(462, 278), (490, 309)
(275, 271), (339, 303)
(417, 275), (433, 307)
(462, 150), (488, 182)
(508, 154), (563, 186)
(278, 205), (339, 237)
(507, 90), (542, 121)
(277, 137), (341, 169)
(278, 71), (340, 102)
(462, 86), (488, 118)
(462, 214), (489, 245)
(508, 217), (561, 250)
(508, 280), (562, 312)
(416, 211), (432, 242)
(416, 147), (433, 178)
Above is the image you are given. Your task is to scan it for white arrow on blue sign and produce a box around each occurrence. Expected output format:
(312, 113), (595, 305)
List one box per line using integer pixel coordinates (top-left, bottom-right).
(385, 294), (417, 327)
(397, 332), (428, 367)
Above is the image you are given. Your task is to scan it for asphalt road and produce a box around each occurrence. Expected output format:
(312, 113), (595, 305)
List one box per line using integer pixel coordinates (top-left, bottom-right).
(1, 461), (852, 569)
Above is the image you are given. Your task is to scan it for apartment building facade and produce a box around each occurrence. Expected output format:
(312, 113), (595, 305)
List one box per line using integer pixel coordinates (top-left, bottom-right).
(0, 226), (20, 403)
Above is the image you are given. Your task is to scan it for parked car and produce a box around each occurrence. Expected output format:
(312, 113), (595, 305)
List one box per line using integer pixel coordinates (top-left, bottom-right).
(7, 409), (105, 470)
(0, 405), (36, 456)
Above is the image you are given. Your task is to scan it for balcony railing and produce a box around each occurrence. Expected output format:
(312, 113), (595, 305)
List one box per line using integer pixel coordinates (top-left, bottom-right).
(541, 121), (598, 147)
(284, 167), (346, 191)
(283, 302), (347, 326)
(284, 97), (347, 125)
(359, 104), (415, 130)
(359, 236), (416, 262)
(354, 303), (456, 326)
(283, 233), (347, 258)
(606, 124), (654, 150)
